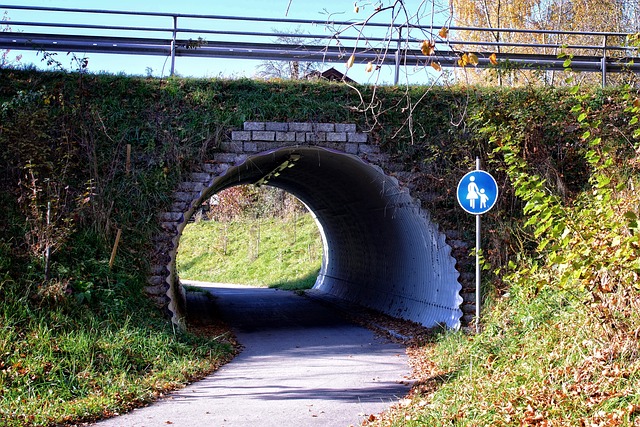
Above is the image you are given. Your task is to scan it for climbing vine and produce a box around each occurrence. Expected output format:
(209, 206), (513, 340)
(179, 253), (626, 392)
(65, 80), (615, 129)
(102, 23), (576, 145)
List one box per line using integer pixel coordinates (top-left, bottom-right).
(485, 60), (640, 299)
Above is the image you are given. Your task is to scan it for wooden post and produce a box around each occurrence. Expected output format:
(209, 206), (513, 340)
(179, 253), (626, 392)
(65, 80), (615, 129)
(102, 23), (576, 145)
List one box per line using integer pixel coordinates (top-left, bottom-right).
(109, 229), (122, 270)
(44, 201), (51, 282)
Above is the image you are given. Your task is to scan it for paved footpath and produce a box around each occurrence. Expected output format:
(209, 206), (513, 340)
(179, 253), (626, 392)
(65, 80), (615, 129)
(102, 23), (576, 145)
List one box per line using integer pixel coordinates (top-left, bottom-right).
(95, 283), (412, 427)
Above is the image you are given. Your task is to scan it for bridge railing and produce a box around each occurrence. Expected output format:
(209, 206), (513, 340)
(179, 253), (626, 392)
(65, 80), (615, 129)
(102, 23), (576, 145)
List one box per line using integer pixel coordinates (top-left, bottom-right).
(1, 4), (638, 85)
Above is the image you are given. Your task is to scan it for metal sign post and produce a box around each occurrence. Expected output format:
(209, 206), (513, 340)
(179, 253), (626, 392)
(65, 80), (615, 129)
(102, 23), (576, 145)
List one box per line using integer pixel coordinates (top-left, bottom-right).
(476, 182), (481, 332)
(456, 158), (498, 332)
(475, 158), (481, 334)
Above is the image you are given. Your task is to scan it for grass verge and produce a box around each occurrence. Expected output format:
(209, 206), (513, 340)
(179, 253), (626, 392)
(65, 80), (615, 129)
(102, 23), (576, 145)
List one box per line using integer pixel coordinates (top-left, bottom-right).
(361, 168), (640, 425)
(0, 275), (234, 427)
(364, 283), (640, 426)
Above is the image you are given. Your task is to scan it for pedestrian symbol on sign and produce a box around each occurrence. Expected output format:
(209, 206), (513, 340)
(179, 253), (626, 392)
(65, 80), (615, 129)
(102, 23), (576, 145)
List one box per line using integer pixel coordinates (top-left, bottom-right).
(466, 176), (480, 209)
(456, 170), (498, 215)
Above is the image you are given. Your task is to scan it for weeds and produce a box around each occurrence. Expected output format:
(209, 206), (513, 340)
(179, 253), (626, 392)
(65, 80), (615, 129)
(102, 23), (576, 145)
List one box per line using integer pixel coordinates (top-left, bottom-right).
(0, 265), (233, 426)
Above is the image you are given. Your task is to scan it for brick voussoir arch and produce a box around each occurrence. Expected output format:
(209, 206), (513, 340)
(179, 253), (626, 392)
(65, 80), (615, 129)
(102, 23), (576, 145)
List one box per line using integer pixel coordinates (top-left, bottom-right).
(147, 121), (467, 330)
(146, 162), (232, 328)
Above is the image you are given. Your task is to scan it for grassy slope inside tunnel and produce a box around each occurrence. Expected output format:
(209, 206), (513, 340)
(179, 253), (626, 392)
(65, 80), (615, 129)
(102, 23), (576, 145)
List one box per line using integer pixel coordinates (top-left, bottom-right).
(177, 213), (323, 290)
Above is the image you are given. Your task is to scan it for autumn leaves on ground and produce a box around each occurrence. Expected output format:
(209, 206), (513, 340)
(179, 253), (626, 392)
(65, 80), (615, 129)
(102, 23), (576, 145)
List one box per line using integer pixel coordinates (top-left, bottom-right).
(366, 276), (640, 426)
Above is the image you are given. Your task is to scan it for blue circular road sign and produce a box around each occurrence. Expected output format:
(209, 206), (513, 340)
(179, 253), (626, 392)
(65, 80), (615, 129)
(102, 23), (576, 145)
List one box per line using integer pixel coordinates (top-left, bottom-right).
(456, 170), (498, 215)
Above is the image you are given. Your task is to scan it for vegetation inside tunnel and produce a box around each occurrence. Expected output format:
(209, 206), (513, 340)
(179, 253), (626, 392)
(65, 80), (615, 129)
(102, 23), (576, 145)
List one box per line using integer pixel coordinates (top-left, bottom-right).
(177, 185), (323, 291)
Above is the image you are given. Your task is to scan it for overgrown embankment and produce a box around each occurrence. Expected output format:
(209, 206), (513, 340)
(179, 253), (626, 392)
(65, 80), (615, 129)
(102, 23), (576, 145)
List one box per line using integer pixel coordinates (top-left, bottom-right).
(1, 68), (639, 425)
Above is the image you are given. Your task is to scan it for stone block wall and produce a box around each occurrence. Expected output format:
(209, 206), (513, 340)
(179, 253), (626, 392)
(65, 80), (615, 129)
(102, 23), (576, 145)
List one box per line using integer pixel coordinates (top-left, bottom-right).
(147, 121), (477, 328)
(221, 121), (387, 165)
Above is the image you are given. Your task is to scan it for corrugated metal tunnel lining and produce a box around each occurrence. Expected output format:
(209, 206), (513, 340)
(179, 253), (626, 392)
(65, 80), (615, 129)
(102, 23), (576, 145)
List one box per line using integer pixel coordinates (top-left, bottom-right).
(195, 146), (462, 329)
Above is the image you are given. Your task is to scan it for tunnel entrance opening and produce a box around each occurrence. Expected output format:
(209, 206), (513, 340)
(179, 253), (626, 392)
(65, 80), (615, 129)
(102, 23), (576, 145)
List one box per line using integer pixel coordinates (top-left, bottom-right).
(170, 146), (462, 330)
(176, 185), (323, 291)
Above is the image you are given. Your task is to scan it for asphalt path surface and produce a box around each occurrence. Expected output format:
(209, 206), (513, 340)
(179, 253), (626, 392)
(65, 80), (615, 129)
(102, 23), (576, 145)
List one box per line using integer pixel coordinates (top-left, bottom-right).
(94, 283), (412, 427)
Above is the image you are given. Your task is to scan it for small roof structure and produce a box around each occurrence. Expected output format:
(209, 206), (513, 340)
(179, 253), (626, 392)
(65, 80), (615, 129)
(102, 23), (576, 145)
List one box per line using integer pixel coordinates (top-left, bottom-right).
(305, 67), (356, 84)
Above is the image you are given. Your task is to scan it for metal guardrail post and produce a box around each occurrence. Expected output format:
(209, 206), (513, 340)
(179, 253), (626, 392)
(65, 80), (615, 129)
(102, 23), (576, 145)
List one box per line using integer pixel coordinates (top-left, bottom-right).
(394, 25), (401, 85)
(170, 15), (177, 76)
(602, 35), (608, 87)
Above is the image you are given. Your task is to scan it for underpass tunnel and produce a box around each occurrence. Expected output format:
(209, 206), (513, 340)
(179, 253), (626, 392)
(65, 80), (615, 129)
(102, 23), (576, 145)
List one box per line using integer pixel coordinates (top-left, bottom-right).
(188, 146), (462, 329)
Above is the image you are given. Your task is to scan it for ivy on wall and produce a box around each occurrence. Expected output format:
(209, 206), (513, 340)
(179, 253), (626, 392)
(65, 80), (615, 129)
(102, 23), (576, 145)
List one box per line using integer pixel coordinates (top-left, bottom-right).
(0, 68), (637, 301)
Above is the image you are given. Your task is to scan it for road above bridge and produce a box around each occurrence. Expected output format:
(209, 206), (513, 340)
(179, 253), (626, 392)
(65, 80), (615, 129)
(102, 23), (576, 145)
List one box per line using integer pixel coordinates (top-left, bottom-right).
(94, 283), (413, 427)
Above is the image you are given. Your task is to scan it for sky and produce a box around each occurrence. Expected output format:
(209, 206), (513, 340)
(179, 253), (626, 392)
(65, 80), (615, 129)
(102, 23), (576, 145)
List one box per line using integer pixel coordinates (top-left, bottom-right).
(0, 0), (448, 84)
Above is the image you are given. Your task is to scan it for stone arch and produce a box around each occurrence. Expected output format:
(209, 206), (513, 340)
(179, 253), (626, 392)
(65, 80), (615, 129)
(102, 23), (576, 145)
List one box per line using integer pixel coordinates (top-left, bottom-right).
(147, 122), (463, 330)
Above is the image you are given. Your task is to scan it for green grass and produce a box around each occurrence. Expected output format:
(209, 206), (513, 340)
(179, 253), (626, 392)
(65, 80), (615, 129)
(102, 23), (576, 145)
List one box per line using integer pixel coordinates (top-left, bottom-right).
(0, 276), (233, 427)
(369, 283), (640, 426)
(177, 213), (322, 290)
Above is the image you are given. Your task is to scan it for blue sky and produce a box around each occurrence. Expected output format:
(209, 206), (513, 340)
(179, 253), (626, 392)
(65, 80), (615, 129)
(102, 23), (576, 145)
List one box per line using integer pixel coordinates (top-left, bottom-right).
(1, 1), (447, 83)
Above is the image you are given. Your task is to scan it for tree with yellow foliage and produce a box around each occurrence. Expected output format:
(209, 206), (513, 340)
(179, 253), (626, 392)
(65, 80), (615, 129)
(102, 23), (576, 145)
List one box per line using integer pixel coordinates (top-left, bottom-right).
(451, 0), (640, 85)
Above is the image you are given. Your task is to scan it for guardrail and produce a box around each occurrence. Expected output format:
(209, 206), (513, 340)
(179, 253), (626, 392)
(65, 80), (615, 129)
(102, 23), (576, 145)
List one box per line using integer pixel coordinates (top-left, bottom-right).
(1, 5), (638, 85)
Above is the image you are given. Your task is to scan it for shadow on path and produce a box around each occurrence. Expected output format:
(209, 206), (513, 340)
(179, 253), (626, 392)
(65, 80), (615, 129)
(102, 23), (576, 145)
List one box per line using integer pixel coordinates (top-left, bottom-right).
(96, 283), (413, 427)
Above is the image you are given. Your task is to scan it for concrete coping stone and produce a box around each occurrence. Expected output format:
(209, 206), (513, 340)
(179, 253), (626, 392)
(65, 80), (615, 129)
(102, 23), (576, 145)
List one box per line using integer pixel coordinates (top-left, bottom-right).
(358, 144), (379, 154)
(241, 121), (359, 134)
(147, 275), (167, 286)
(160, 212), (183, 222)
(189, 172), (213, 182)
(326, 132), (348, 142)
(289, 122), (313, 132)
(336, 123), (357, 132)
(243, 121), (265, 131)
(212, 153), (246, 164)
(348, 132), (369, 143)
(265, 122), (289, 131)
(251, 131), (276, 141)
(145, 285), (169, 296)
(201, 163), (230, 174)
(231, 131), (251, 141)
(275, 131), (297, 142)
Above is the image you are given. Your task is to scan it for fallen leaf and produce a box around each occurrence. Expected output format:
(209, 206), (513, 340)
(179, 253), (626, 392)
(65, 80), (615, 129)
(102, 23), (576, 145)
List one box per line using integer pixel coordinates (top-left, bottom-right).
(399, 398), (412, 407)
